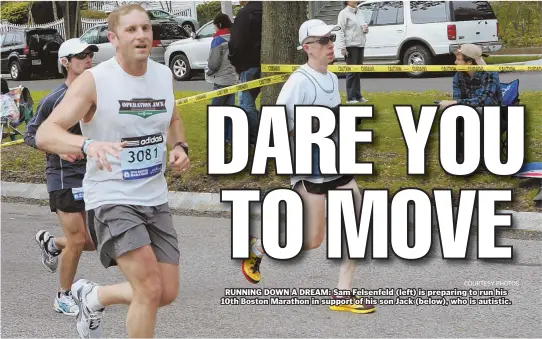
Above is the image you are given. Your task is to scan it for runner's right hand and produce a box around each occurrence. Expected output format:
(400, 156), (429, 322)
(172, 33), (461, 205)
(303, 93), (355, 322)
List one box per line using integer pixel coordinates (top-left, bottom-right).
(85, 141), (127, 172)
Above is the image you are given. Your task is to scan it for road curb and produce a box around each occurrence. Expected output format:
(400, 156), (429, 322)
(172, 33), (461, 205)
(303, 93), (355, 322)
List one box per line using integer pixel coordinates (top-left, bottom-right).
(2, 181), (541, 240)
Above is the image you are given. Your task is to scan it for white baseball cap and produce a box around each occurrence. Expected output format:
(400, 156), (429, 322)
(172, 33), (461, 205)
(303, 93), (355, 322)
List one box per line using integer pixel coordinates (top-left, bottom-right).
(58, 38), (99, 60)
(297, 19), (340, 50)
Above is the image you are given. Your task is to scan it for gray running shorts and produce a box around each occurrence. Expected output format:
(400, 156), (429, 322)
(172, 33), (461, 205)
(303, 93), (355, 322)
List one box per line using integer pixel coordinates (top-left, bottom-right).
(87, 203), (180, 268)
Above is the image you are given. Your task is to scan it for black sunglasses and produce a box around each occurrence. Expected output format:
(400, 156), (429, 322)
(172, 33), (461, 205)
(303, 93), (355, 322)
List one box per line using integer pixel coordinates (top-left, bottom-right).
(69, 51), (94, 60)
(305, 35), (336, 46)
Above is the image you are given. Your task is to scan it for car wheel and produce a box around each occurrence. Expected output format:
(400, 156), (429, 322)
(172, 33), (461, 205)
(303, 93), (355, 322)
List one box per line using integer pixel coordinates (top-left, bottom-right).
(402, 45), (433, 78)
(182, 22), (195, 34)
(170, 54), (191, 81)
(9, 60), (27, 81)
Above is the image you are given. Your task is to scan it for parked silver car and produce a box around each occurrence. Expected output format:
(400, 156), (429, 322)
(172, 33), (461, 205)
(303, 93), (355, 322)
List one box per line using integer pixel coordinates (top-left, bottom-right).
(146, 9), (200, 34)
(78, 21), (190, 65)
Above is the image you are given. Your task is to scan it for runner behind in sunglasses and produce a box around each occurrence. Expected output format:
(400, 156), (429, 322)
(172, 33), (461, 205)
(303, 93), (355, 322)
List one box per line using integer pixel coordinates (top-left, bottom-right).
(24, 38), (99, 317)
(241, 19), (376, 314)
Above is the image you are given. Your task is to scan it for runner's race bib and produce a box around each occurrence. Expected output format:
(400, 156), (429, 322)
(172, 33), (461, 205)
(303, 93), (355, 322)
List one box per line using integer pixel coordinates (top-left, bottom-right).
(71, 187), (84, 201)
(120, 133), (165, 180)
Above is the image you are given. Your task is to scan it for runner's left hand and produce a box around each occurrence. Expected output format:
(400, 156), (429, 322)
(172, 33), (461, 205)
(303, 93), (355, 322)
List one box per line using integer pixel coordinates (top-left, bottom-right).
(169, 146), (190, 174)
(59, 152), (84, 162)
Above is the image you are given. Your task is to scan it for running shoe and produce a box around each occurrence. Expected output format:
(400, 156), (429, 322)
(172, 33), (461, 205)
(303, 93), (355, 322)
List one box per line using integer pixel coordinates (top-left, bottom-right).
(54, 291), (79, 316)
(35, 230), (60, 273)
(242, 236), (262, 284)
(72, 279), (104, 339)
(328, 295), (376, 314)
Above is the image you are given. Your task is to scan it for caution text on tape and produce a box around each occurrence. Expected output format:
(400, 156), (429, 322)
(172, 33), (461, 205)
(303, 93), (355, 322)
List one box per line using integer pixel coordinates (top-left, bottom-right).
(261, 64), (542, 73)
(175, 74), (290, 106)
(173, 63), (541, 107)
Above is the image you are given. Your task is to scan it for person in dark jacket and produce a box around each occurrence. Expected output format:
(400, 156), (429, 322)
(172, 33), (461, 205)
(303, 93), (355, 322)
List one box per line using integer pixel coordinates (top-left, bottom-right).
(24, 38), (98, 317)
(228, 1), (262, 145)
(206, 13), (238, 144)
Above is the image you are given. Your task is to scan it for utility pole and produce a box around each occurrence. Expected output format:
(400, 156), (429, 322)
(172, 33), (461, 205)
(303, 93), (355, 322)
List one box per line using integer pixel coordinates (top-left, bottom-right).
(221, 1), (233, 20)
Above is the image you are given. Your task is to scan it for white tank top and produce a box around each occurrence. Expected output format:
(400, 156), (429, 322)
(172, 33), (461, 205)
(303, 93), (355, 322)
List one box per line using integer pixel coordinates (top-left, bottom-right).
(80, 57), (174, 210)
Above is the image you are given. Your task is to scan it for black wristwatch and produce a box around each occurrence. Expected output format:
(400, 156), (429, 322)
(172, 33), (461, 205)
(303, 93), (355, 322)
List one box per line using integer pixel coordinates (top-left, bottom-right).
(173, 141), (189, 156)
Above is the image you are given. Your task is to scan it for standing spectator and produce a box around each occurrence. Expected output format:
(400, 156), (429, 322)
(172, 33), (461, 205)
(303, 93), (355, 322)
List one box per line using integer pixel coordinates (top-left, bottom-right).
(228, 1), (263, 145)
(337, 1), (369, 103)
(206, 13), (238, 144)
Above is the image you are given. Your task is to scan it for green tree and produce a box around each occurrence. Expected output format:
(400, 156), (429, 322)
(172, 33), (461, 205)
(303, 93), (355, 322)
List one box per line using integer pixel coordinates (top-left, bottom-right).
(0, 1), (30, 24)
(490, 1), (542, 47)
(58, 1), (82, 39)
(196, 1), (242, 26)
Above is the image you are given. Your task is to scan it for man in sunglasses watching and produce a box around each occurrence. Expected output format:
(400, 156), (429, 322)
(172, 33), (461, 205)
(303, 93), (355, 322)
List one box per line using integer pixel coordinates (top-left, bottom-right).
(24, 38), (98, 317)
(242, 19), (376, 315)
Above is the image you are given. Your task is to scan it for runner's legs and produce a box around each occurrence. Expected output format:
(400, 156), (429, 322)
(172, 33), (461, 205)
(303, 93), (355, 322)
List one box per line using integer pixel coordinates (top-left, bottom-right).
(57, 210), (95, 291)
(328, 178), (375, 314)
(35, 188), (95, 316)
(241, 179), (334, 284)
(73, 203), (180, 338)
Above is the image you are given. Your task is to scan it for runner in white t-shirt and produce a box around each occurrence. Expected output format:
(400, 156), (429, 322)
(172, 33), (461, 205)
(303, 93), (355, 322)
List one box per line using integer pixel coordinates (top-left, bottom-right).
(241, 19), (375, 314)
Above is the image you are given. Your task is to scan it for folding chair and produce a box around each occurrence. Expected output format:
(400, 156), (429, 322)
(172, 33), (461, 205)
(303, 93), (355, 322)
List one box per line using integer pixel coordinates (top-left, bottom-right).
(1, 85), (34, 143)
(499, 79), (520, 160)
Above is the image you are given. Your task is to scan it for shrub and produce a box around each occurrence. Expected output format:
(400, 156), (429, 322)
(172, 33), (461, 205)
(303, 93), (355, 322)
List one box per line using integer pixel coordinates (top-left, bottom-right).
(1, 1), (29, 24)
(80, 9), (108, 20)
(491, 1), (542, 47)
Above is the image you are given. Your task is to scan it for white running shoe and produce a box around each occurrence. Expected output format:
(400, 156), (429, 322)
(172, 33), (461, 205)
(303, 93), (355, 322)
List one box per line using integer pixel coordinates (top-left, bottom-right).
(72, 279), (104, 339)
(35, 230), (60, 273)
(54, 291), (79, 316)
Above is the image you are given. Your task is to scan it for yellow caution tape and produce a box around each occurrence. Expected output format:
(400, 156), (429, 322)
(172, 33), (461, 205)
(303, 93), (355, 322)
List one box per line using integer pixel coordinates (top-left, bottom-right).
(175, 74), (291, 106)
(0, 139), (24, 148)
(173, 63), (542, 107)
(261, 64), (542, 73)
(5, 63), (538, 148)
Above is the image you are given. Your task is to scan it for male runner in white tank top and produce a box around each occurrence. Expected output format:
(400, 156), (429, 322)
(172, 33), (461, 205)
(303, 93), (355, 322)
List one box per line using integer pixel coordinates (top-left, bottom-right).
(35, 4), (190, 338)
(241, 19), (375, 314)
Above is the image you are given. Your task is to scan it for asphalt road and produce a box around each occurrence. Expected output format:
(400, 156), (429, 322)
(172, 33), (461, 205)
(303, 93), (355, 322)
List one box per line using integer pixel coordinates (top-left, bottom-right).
(2, 202), (541, 338)
(4, 71), (542, 94)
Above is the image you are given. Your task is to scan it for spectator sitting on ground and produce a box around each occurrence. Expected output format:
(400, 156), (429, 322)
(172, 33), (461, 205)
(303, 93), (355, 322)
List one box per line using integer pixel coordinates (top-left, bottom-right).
(439, 44), (503, 110)
(205, 13), (238, 144)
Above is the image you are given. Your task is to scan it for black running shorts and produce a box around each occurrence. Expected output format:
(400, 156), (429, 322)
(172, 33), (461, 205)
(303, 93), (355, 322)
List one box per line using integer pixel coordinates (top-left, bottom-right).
(296, 175), (355, 195)
(49, 188), (85, 213)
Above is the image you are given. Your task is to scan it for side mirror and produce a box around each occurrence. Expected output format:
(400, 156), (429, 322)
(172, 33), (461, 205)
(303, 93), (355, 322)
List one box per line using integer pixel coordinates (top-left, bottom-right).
(190, 32), (196, 39)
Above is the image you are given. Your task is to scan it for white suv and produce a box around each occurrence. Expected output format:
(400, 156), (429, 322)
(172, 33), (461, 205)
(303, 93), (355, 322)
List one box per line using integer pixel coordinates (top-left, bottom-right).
(164, 20), (218, 81)
(333, 0), (502, 77)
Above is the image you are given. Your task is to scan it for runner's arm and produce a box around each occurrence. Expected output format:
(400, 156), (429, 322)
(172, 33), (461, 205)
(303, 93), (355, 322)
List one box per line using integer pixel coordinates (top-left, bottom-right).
(24, 98), (52, 149)
(336, 10), (346, 52)
(276, 74), (308, 137)
(35, 72), (96, 155)
(167, 104), (187, 151)
(167, 76), (187, 150)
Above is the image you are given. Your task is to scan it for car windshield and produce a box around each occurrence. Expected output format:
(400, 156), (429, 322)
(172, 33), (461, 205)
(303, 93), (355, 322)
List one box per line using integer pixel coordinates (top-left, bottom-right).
(154, 24), (190, 40)
(27, 31), (63, 46)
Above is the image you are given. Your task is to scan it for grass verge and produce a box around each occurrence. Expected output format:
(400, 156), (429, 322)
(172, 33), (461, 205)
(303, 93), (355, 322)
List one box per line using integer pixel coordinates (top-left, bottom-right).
(1, 89), (541, 212)
(484, 55), (540, 64)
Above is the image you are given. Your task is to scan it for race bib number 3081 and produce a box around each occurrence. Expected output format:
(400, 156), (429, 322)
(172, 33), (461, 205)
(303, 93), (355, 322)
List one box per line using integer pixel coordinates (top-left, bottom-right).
(120, 133), (165, 180)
